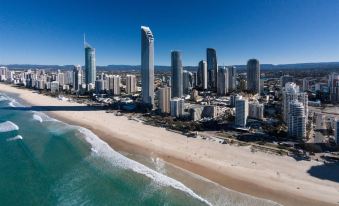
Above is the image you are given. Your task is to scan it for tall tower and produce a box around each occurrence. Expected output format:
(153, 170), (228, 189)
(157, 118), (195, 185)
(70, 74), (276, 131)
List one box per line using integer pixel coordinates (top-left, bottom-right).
(183, 70), (193, 95)
(207, 48), (218, 90)
(228, 66), (236, 91)
(217, 66), (228, 95)
(235, 96), (248, 128)
(247, 59), (260, 94)
(84, 35), (96, 85)
(197, 60), (207, 90)
(171, 51), (183, 98)
(288, 100), (306, 139)
(73, 65), (82, 91)
(141, 26), (155, 108)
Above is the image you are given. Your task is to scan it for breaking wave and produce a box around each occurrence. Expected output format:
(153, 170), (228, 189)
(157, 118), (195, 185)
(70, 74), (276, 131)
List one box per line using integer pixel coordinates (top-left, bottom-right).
(6, 135), (23, 142)
(0, 121), (19, 132)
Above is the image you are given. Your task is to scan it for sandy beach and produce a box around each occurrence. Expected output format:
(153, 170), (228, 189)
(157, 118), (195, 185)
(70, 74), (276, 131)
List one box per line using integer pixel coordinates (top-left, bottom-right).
(1, 84), (338, 206)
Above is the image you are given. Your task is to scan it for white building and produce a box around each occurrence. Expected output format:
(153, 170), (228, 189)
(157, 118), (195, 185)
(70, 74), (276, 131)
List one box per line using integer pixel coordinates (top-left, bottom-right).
(288, 100), (306, 139)
(248, 101), (264, 120)
(235, 96), (248, 128)
(51, 81), (59, 94)
(126, 74), (137, 94)
(282, 82), (308, 123)
(108, 75), (121, 95)
(170, 98), (185, 118)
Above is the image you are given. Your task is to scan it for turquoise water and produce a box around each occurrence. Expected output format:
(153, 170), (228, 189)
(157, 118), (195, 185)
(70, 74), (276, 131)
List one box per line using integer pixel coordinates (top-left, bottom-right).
(0, 93), (210, 206)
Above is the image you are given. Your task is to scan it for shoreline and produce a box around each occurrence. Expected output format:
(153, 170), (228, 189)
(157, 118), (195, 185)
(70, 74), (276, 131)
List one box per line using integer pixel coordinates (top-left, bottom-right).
(1, 84), (338, 206)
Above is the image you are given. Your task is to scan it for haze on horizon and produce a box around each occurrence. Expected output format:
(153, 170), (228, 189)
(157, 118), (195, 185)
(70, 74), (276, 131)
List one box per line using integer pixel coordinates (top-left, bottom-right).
(1, 0), (339, 66)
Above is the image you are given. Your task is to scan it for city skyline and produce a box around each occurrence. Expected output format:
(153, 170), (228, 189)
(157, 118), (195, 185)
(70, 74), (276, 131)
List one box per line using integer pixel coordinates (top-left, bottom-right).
(1, 0), (339, 66)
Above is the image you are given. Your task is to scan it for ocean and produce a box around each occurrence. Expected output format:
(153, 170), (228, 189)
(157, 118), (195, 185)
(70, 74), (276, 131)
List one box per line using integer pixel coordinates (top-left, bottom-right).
(0, 92), (280, 206)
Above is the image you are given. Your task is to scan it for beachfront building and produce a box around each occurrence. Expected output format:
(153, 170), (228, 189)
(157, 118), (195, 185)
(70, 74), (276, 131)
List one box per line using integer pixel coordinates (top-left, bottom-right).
(126, 74), (136, 94)
(158, 86), (171, 114)
(50, 81), (59, 94)
(235, 96), (248, 128)
(248, 101), (264, 120)
(84, 39), (96, 86)
(207, 48), (218, 90)
(171, 51), (183, 98)
(73, 65), (82, 92)
(170, 97), (185, 118)
(108, 75), (121, 96)
(282, 82), (308, 123)
(197, 60), (208, 90)
(141, 26), (155, 108)
(247, 59), (260, 94)
(287, 100), (306, 139)
(217, 66), (228, 95)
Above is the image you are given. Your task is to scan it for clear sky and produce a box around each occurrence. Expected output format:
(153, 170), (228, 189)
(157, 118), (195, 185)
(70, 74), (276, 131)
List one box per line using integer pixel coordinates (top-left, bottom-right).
(1, 0), (339, 66)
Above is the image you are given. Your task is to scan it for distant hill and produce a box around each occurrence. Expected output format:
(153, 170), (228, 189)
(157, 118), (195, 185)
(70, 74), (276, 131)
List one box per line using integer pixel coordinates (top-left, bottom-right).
(3, 62), (339, 72)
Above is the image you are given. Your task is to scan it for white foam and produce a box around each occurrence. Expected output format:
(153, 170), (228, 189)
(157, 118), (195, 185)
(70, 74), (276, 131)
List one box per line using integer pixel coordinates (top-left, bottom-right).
(33, 114), (43, 123)
(6, 135), (23, 142)
(32, 111), (59, 122)
(77, 127), (212, 206)
(0, 96), (8, 102)
(0, 121), (19, 132)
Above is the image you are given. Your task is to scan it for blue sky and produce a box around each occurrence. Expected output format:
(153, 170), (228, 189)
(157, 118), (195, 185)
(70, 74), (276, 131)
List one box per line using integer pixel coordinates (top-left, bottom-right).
(1, 0), (339, 66)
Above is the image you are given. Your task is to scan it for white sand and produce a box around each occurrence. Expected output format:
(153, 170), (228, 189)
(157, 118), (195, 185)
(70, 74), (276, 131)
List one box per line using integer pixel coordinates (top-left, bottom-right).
(1, 84), (338, 206)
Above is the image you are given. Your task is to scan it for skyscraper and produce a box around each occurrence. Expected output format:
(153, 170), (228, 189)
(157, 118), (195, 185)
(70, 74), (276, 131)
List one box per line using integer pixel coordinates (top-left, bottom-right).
(282, 82), (308, 123)
(73, 65), (82, 92)
(217, 66), (228, 95)
(235, 96), (248, 128)
(247, 59), (260, 94)
(288, 100), (306, 139)
(158, 86), (171, 114)
(335, 119), (339, 145)
(207, 48), (218, 90)
(141, 26), (155, 108)
(183, 70), (193, 95)
(171, 51), (183, 98)
(84, 38), (96, 85)
(126, 74), (137, 94)
(108, 75), (121, 95)
(197, 60), (207, 90)
(228, 66), (237, 91)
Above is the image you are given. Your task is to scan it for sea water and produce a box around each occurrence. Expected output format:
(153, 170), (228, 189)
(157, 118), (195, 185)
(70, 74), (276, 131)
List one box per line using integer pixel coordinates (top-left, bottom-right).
(0, 92), (280, 206)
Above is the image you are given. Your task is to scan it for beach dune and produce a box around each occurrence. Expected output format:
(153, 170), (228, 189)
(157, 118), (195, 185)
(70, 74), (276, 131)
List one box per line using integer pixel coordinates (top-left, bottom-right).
(1, 84), (338, 206)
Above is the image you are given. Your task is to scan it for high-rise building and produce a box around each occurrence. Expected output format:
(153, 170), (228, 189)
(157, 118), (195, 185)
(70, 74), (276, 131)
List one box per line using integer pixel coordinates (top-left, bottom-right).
(247, 59), (260, 94)
(302, 78), (309, 92)
(183, 70), (193, 95)
(288, 100), (306, 139)
(84, 39), (96, 85)
(95, 79), (104, 94)
(235, 96), (248, 128)
(126, 74), (137, 94)
(158, 86), (171, 114)
(207, 48), (218, 90)
(228, 66), (237, 91)
(280, 75), (294, 88)
(217, 66), (228, 95)
(108, 75), (121, 95)
(141, 26), (155, 108)
(73, 65), (82, 92)
(282, 82), (308, 123)
(197, 60), (208, 90)
(248, 101), (264, 120)
(170, 98), (185, 118)
(171, 51), (183, 98)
